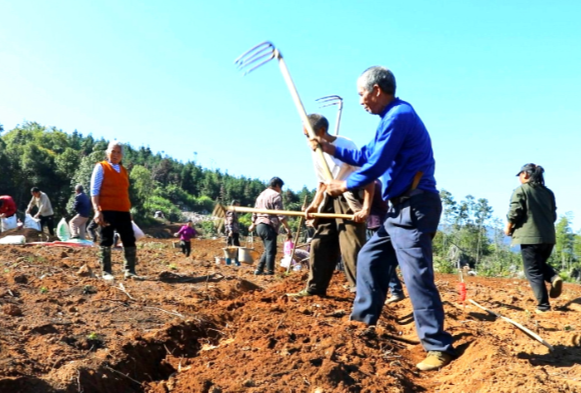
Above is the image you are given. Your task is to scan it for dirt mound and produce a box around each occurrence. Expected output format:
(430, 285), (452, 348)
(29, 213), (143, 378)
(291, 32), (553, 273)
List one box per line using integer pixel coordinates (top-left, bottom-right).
(0, 233), (580, 392)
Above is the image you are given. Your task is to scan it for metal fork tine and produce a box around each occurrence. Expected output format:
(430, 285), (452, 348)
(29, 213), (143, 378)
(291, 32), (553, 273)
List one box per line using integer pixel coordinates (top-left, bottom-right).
(235, 46), (274, 68)
(236, 52), (276, 73)
(234, 41), (274, 65)
(240, 54), (277, 75)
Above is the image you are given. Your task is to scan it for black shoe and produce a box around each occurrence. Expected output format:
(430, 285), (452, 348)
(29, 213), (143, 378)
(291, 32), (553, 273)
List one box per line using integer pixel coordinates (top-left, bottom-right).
(264, 271), (275, 275)
(254, 270), (264, 276)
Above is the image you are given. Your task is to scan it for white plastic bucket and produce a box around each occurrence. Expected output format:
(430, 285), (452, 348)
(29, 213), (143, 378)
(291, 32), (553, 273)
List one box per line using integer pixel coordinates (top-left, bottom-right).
(238, 247), (255, 264)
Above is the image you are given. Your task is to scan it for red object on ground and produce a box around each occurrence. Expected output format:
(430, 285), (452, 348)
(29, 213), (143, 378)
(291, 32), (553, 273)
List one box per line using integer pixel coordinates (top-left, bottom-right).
(459, 282), (467, 303)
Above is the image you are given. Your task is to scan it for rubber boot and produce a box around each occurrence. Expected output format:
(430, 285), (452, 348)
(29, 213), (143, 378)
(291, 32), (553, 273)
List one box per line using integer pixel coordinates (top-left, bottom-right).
(234, 259), (241, 267)
(226, 258), (232, 266)
(123, 247), (139, 279)
(99, 246), (114, 280)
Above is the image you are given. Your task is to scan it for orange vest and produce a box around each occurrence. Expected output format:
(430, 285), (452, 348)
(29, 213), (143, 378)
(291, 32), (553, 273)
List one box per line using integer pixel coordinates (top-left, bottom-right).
(98, 161), (131, 212)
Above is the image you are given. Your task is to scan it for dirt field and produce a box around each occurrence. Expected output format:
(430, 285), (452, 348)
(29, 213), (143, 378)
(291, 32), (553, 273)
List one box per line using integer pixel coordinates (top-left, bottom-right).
(1, 228), (580, 393)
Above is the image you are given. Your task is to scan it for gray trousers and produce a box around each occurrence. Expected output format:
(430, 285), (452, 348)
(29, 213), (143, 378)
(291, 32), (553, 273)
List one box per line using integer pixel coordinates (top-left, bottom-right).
(351, 191), (454, 353)
(306, 195), (366, 294)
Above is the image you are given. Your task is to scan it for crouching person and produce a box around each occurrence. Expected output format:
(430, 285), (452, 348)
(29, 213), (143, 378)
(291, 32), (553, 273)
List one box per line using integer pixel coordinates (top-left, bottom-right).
(90, 140), (139, 280)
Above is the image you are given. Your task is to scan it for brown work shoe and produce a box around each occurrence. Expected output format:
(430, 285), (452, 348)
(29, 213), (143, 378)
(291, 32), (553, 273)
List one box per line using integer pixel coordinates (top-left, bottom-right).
(416, 351), (453, 371)
(550, 276), (563, 299)
(287, 289), (315, 298)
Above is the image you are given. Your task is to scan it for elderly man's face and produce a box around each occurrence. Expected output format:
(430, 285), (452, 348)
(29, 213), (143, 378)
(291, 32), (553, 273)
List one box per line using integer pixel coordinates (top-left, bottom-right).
(357, 82), (383, 115)
(108, 146), (123, 164)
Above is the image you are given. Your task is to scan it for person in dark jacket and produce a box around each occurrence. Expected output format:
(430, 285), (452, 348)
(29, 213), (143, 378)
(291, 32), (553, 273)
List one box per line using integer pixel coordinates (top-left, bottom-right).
(505, 163), (561, 313)
(70, 184), (91, 239)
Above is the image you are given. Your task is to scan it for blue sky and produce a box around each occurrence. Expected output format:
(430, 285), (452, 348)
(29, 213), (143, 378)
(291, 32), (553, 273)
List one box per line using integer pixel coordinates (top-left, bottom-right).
(1, 0), (580, 230)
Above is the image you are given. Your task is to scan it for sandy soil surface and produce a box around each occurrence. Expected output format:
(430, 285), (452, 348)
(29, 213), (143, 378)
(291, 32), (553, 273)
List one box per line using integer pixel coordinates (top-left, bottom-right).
(0, 227), (580, 393)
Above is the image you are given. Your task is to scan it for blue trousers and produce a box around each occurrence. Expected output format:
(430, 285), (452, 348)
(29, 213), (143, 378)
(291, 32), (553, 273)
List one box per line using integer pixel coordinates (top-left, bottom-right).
(352, 191), (453, 353)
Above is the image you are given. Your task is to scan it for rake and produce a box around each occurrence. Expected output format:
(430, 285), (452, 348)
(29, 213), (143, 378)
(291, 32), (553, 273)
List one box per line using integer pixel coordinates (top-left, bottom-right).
(316, 95), (343, 136)
(234, 41), (333, 181)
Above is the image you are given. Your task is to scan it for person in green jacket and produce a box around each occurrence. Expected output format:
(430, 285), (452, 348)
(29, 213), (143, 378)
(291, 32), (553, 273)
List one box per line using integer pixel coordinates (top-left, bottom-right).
(505, 163), (562, 313)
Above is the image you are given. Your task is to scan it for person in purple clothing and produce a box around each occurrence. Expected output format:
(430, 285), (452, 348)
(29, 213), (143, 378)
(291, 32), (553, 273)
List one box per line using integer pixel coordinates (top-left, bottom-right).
(174, 220), (197, 257)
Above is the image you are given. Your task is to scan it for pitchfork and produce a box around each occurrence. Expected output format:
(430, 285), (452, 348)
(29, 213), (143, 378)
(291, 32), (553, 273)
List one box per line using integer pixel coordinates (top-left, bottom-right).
(234, 41), (333, 181)
(316, 95), (343, 136)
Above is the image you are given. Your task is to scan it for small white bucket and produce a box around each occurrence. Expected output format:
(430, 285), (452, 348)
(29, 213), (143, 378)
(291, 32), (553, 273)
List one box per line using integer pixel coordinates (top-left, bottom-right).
(238, 247), (255, 264)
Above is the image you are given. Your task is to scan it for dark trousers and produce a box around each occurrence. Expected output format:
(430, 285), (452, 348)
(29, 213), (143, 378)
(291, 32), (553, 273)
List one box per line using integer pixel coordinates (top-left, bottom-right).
(227, 233), (240, 247)
(307, 196), (366, 294)
(39, 215), (55, 236)
(87, 219), (99, 241)
(99, 211), (136, 248)
(521, 243), (557, 311)
(352, 192), (453, 353)
(180, 240), (191, 257)
(367, 227), (403, 296)
(256, 223), (277, 273)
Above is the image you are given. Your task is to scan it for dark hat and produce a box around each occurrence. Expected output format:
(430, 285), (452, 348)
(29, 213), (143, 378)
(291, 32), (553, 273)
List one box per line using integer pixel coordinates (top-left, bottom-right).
(516, 163), (536, 176)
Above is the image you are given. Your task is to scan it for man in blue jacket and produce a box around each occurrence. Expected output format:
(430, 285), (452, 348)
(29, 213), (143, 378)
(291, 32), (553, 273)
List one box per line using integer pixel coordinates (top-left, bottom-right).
(70, 184), (91, 240)
(314, 66), (455, 371)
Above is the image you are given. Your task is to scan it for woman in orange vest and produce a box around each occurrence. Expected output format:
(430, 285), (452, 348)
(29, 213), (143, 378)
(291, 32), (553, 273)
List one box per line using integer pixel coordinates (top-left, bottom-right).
(90, 141), (139, 280)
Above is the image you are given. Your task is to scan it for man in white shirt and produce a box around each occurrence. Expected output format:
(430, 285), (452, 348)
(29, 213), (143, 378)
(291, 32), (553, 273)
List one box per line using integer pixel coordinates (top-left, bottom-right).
(26, 187), (55, 236)
(289, 114), (373, 297)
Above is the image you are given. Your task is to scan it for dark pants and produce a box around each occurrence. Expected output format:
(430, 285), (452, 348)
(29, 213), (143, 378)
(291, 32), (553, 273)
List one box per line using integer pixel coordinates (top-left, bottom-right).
(88, 219), (98, 241)
(39, 215), (55, 236)
(367, 227), (403, 296)
(521, 243), (557, 311)
(180, 240), (191, 257)
(228, 233), (240, 247)
(307, 195), (366, 294)
(256, 223), (277, 273)
(99, 211), (136, 248)
(352, 192), (453, 353)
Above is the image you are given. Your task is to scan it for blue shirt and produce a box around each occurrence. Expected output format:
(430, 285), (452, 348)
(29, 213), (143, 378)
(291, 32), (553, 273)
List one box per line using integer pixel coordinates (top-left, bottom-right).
(73, 192), (91, 217)
(334, 98), (437, 200)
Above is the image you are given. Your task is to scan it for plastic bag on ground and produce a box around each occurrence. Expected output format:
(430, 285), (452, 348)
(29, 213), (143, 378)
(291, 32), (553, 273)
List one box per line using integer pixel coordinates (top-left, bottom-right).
(1, 215), (17, 232)
(132, 221), (145, 241)
(57, 218), (70, 241)
(24, 214), (41, 231)
(0, 235), (26, 245)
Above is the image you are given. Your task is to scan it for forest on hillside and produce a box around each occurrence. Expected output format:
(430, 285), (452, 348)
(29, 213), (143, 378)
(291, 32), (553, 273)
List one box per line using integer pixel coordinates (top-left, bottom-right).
(1, 122), (580, 281)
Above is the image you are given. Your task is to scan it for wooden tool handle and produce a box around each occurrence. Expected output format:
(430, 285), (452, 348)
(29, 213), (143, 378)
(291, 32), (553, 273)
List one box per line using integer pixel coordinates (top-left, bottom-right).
(227, 206), (353, 220)
(276, 55), (334, 182)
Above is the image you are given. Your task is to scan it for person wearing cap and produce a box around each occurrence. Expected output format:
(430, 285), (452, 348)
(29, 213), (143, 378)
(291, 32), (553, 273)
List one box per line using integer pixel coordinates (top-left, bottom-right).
(505, 163), (561, 313)
(249, 177), (291, 275)
(69, 184), (91, 240)
(26, 187), (55, 236)
(225, 200), (241, 247)
(314, 66), (454, 371)
(174, 220), (197, 257)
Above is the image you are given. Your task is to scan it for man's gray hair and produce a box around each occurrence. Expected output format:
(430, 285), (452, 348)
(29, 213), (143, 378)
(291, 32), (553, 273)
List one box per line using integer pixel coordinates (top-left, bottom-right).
(75, 184), (84, 193)
(106, 140), (124, 154)
(307, 114), (329, 134)
(358, 66), (396, 95)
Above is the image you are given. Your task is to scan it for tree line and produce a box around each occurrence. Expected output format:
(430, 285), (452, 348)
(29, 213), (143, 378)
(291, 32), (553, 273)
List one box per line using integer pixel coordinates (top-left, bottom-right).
(1, 122), (579, 281)
(0, 122), (315, 230)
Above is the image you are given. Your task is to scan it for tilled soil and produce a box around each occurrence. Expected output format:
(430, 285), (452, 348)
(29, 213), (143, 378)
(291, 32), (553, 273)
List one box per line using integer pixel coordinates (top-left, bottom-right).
(0, 233), (580, 393)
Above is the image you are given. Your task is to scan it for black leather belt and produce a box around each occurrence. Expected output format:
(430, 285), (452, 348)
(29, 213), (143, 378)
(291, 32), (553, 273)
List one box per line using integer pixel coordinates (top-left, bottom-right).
(389, 189), (424, 207)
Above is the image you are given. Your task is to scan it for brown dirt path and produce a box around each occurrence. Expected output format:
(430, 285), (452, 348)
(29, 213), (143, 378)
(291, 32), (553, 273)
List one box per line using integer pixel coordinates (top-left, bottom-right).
(0, 234), (580, 392)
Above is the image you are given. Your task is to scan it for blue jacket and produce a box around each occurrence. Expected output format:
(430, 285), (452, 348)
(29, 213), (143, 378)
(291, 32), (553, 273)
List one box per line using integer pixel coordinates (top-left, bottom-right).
(334, 98), (437, 200)
(74, 192), (91, 217)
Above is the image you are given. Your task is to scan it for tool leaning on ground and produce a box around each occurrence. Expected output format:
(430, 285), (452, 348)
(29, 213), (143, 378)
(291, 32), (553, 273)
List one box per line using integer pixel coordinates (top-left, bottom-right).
(286, 196), (308, 274)
(234, 41), (334, 182)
